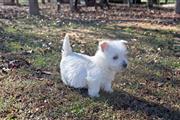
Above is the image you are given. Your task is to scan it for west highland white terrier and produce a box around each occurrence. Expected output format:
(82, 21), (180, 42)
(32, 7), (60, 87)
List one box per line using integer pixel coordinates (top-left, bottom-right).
(60, 34), (128, 97)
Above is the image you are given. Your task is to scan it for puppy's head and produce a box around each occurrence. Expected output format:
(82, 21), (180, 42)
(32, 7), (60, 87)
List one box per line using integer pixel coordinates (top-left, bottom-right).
(98, 40), (128, 72)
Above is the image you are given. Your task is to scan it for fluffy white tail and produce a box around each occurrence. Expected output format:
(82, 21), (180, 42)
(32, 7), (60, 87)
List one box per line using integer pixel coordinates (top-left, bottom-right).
(62, 34), (72, 57)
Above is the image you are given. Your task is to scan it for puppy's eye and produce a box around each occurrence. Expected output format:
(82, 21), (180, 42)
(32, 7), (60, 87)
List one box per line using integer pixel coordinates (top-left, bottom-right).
(113, 55), (118, 60)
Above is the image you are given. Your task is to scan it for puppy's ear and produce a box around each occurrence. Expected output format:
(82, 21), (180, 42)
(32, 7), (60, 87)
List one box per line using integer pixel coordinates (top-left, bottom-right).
(100, 41), (108, 52)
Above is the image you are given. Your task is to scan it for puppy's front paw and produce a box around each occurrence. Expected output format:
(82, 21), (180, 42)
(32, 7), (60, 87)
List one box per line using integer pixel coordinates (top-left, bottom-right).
(103, 83), (113, 93)
(88, 91), (100, 97)
(89, 93), (100, 98)
(105, 88), (113, 93)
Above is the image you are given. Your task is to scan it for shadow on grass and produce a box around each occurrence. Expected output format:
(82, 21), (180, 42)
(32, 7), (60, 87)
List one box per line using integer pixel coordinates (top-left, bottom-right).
(100, 90), (180, 120)
(70, 87), (180, 119)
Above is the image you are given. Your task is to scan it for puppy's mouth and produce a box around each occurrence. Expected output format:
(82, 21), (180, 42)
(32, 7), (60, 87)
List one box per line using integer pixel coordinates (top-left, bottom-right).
(108, 67), (116, 71)
(108, 67), (122, 72)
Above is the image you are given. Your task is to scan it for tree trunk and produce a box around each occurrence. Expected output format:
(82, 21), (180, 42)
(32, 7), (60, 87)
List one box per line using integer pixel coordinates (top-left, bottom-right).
(153, 0), (158, 4)
(74, 0), (78, 10)
(9, 0), (15, 5)
(127, 0), (132, 7)
(42, 0), (45, 4)
(147, 0), (153, 8)
(69, 0), (74, 11)
(57, 0), (61, 12)
(16, 0), (20, 5)
(135, 0), (141, 4)
(99, 0), (110, 9)
(11, 0), (15, 4)
(29, 0), (40, 15)
(176, 0), (180, 14)
(165, 0), (168, 4)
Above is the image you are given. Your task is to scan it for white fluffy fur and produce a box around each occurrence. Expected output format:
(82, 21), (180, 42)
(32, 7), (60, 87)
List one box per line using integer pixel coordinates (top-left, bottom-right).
(60, 34), (128, 97)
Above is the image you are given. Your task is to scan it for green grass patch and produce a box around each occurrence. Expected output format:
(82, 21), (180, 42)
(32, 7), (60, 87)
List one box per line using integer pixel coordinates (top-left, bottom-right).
(6, 41), (22, 52)
(33, 55), (47, 68)
(69, 102), (86, 117)
(32, 51), (59, 69)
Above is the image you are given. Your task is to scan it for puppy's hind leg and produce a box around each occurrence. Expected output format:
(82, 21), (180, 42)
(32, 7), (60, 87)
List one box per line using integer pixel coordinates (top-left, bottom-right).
(87, 78), (100, 97)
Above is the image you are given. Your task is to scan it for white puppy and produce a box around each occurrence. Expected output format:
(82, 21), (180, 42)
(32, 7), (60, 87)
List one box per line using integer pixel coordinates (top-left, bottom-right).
(60, 34), (128, 97)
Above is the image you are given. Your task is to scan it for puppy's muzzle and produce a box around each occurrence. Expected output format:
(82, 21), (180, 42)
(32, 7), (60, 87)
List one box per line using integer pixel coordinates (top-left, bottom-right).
(122, 61), (127, 68)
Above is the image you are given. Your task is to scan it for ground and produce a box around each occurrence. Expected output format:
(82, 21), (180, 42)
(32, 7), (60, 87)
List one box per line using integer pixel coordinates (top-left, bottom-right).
(0, 3), (180, 120)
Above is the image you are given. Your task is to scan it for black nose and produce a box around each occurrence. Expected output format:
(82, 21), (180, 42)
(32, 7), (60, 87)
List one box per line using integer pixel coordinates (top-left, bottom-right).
(122, 61), (127, 68)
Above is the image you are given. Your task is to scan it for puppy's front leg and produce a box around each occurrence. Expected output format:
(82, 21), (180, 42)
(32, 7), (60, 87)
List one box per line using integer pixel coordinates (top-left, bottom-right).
(103, 80), (113, 93)
(87, 78), (100, 97)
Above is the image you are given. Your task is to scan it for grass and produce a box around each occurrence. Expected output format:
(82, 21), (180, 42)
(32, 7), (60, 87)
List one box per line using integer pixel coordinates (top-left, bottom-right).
(0, 5), (180, 120)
